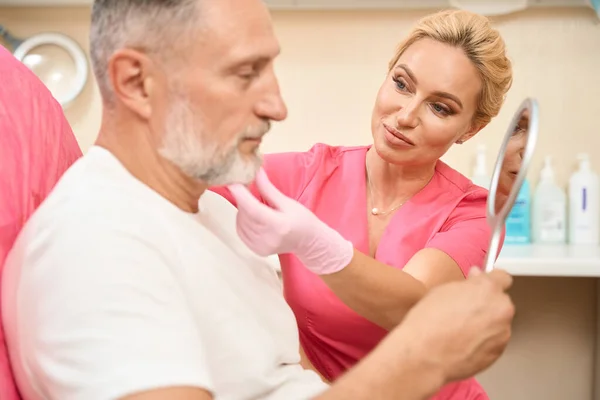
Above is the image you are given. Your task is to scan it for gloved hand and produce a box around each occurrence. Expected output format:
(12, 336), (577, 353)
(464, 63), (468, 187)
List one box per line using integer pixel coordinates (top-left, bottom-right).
(228, 169), (354, 275)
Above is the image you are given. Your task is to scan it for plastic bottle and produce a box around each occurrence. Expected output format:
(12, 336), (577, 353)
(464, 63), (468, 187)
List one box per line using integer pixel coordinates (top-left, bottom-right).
(532, 156), (567, 244)
(505, 178), (532, 245)
(568, 153), (599, 245)
(471, 144), (490, 190)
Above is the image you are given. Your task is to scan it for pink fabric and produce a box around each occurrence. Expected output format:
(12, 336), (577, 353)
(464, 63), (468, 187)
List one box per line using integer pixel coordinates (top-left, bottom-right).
(0, 45), (82, 399)
(212, 143), (493, 400)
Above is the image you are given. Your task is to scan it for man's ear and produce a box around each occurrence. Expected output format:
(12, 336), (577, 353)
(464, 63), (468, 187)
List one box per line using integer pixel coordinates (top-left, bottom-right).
(456, 122), (487, 144)
(107, 49), (158, 120)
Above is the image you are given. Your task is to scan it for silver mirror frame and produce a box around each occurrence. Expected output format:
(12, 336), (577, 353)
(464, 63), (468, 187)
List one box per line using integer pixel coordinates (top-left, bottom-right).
(483, 97), (540, 272)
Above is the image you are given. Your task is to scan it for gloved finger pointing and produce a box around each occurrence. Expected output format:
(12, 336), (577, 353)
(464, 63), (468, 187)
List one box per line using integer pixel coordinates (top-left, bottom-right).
(254, 169), (290, 209)
(229, 183), (281, 225)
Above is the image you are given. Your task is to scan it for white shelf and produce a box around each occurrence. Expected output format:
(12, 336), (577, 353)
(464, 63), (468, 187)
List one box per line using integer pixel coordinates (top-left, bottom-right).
(496, 244), (600, 277)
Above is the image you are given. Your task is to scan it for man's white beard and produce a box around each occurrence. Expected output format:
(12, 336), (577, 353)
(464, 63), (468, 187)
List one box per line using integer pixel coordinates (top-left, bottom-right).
(158, 94), (268, 186)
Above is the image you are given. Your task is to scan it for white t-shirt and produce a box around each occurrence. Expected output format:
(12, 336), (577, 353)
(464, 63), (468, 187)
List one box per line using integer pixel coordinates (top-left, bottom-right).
(2, 146), (327, 400)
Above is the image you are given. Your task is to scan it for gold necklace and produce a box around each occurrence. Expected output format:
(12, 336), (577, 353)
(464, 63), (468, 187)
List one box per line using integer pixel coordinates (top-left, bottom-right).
(365, 162), (405, 216)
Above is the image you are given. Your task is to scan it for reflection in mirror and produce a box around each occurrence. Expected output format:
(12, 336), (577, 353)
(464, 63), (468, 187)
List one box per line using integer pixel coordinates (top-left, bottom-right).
(495, 109), (529, 214)
(484, 98), (539, 272)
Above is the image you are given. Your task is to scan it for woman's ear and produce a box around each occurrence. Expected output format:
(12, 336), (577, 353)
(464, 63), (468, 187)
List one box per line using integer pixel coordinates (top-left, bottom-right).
(456, 122), (488, 144)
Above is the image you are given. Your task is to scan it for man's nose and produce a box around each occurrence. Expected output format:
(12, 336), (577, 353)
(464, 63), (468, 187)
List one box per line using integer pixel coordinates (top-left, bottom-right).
(256, 70), (288, 122)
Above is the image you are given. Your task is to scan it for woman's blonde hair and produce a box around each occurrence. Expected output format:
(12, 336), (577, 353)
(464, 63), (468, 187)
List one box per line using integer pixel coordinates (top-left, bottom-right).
(388, 9), (513, 127)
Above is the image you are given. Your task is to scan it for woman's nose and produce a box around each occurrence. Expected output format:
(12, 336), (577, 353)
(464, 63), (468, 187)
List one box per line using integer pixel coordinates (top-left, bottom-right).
(395, 101), (419, 129)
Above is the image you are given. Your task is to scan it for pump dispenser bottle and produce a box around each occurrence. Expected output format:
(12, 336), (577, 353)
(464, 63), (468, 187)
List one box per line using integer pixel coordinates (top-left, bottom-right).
(533, 156), (567, 244)
(569, 153), (599, 244)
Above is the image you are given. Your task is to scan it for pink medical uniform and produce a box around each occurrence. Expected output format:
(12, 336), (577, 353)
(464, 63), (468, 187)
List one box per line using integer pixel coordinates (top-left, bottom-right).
(212, 143), (493, 400)
(0, 45), (82, 399)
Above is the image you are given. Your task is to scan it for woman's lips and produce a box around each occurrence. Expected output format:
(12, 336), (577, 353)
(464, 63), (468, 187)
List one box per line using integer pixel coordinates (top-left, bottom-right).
(383, 123), (415, 147)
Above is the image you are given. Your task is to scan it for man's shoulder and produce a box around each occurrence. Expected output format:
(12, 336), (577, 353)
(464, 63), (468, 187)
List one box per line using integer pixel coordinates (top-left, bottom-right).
(13, 149), (182, 266)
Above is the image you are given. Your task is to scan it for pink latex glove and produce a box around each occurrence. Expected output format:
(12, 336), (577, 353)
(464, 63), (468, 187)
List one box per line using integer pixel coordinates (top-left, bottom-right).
(228, 169), (354, 275)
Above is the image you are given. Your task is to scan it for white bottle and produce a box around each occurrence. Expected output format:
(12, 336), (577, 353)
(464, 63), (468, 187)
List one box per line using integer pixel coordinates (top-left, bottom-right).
(533, 156), (566, 244)
(568, 153), (600, 245)
(471, 144), (490, 189)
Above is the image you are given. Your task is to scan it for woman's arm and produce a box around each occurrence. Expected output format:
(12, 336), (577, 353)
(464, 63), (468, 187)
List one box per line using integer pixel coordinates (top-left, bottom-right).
(319, 248), (464, 331)
(321, 199), (490, 330)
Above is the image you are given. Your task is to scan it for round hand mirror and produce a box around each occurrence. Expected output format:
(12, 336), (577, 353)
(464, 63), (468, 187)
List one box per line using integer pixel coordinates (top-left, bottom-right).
(483, 98), (540, 272)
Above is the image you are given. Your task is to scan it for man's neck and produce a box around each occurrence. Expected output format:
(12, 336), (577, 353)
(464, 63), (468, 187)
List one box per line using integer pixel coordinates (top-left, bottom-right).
(95, 120), (206, 214)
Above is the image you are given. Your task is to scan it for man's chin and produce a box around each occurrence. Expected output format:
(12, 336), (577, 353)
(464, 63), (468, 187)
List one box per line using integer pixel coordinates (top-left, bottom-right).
(206, 162), (261, 187)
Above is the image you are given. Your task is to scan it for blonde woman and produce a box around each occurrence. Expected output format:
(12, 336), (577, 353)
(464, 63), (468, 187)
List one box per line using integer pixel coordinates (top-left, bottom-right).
(214, 9), (513, 399)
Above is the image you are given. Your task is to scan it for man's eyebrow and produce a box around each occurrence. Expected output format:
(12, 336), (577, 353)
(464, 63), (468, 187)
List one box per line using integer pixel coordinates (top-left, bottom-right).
(227, 48), (281, 70)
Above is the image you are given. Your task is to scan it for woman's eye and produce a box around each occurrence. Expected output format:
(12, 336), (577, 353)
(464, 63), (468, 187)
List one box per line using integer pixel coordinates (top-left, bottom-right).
(393, 77), (407, 91)
(432, 103), (451, 116)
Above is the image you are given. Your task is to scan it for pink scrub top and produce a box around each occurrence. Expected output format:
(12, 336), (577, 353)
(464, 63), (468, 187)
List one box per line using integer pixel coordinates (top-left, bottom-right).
(0, 45), (83, 400)
(212, 143), (493, 400)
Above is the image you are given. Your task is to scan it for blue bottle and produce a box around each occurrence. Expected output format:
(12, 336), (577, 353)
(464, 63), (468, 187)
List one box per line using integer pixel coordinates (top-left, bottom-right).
(504, 179), (532, 244)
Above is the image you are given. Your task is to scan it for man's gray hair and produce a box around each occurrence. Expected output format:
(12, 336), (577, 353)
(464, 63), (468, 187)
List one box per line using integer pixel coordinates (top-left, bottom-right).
(90, 0), (201, 103)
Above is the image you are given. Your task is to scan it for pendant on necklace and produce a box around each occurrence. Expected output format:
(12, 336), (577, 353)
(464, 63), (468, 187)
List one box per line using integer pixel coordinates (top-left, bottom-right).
(371, 208), (379, 215)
